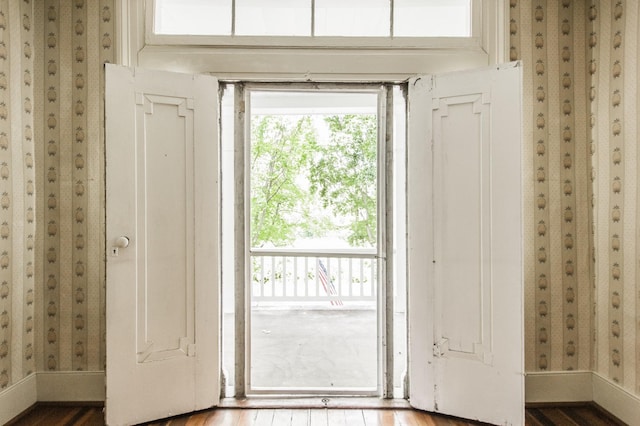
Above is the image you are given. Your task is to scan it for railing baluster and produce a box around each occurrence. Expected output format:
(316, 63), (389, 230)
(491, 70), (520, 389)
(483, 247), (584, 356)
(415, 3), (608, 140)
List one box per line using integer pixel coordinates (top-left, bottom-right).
(293, 256), (298, 298)
(304, 257), (309, 297)
(269, 256), (274, 297)
(260, 256), (265, 298)
(249, 250), (376, 302)
(313, 258), (320, 296)
(336, 257), (342, 298)
(282, 255), (287, 297)
(371, 259), (375, 297)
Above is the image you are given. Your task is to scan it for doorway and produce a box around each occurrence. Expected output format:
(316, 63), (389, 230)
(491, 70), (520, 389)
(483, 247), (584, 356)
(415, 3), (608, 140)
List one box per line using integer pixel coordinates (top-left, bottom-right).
(105, 64), (523, 425)
(220, 83), (407, 398)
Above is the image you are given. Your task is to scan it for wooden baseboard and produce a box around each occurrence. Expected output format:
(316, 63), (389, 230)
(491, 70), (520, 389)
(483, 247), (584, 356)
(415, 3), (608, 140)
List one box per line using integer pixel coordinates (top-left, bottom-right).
(0, 373), (37, 425)
(36, 371), (105, 402)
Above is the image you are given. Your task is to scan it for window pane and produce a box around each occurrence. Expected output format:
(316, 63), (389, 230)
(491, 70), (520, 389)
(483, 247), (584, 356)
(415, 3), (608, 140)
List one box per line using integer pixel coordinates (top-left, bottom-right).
(236, 0), (311, 36)
(315, 0), (390, 37)
(154, 0), (232, 35)
(394, 0), (471, 37)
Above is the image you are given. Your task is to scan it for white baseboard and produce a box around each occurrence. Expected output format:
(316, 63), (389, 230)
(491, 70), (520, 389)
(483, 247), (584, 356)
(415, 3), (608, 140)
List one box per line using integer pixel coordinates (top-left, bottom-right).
(525, 371), (593, 403)
(36, 371), (105, 402)
(0, 373), (37, 425)
(4, 370), (638, 424)
(525, 370), (640, 424)
(592, 372), (640, 426)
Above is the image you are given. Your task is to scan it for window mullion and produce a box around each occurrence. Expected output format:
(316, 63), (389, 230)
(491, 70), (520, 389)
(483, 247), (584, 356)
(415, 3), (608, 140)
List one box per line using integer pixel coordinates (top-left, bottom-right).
(231, 0), (236, 36)
(390, 0), (394, 38)
(311, 0), (315, 37)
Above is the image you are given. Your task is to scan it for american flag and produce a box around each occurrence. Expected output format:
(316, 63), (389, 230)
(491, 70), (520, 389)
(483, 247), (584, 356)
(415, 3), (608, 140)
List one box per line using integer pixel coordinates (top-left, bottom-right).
(317, 259), (343, 306)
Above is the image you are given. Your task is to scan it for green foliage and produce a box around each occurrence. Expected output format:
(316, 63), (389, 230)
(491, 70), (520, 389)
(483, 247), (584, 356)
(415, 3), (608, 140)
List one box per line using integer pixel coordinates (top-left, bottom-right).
(250, 115), (317, 247)
(309, 115), (377, 247)
(250, 113), (377, 248)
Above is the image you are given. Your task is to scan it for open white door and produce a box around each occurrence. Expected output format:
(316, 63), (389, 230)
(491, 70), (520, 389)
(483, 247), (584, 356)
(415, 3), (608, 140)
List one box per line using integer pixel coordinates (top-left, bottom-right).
(105, 64), (220, 425)
(407, 63), (524, 425)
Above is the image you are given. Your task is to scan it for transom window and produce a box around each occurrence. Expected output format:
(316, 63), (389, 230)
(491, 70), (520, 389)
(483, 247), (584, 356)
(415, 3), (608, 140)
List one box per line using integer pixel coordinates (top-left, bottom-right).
(153, 0), (472, 38)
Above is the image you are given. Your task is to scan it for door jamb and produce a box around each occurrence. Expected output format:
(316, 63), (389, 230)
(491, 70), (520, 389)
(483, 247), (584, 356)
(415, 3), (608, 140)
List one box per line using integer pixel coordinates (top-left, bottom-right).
(229, 81), (398, 398)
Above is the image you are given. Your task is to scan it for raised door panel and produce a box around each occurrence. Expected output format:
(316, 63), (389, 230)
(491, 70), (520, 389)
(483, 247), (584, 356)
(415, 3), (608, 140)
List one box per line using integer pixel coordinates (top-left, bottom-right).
(433, 93), (492, 364)
(106, 65), (219, 426)
(407, 63), (523, 425)
(135, 94), (195, 363)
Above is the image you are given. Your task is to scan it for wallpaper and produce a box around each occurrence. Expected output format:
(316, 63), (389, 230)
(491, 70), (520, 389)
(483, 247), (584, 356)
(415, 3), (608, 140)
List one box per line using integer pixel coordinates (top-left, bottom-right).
(33, 0), (114, 373)
(588, 0), (640, 392)
(0, 0), (35, 389)
(512, 0), (640, 397)
(511, 0), (592, 373)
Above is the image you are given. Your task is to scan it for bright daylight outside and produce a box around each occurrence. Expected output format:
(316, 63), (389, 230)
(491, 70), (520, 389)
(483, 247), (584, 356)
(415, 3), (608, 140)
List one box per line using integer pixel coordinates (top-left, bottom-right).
(154, 0), (471, 38)
(248, 91), (380, 392)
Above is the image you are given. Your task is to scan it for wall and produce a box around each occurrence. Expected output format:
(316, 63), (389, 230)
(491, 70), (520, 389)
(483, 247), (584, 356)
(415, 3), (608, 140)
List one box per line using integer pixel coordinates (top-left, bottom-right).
(511, 0), (593, 374)
(0, 0), (36, 390)
(33, 0), (114, 374)
(512, 0), (640, 406)
(588, 0), (640, 394)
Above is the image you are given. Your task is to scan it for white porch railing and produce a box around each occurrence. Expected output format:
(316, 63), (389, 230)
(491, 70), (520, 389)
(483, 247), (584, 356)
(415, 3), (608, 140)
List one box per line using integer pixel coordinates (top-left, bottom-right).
(250, 248), (377, 304)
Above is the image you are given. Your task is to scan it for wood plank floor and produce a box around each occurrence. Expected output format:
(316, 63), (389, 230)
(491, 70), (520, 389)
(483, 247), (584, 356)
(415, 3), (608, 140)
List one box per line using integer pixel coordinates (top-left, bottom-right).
(9, 404), (624, 425)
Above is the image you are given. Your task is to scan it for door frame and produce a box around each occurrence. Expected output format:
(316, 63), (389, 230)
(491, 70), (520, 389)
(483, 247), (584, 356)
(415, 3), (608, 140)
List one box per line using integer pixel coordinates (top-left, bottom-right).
(226, 82), (398, 398)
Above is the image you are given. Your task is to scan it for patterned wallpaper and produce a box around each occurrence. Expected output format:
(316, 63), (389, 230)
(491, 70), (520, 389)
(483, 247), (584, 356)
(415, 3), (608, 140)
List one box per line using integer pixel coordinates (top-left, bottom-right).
(0, 0), (36, 389)
(513, 0), (640, 398)
(511, 0), (592, 374)
(33, 0), (114, 373)
(588, 0), (639, 392)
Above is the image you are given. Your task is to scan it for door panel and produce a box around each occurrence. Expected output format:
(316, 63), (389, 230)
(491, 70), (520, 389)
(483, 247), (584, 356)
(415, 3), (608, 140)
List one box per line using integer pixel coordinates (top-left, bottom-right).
(137, 94), (195, 363)
(434, 93), (491, 362)
(105, 65), (219, 425)
(407, 63), (523, 425)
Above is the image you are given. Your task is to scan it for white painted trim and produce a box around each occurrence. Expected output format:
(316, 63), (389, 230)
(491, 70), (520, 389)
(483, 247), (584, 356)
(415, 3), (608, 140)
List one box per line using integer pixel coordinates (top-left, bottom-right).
(136, 46), (490, 82)
(3, 371), (639, 425)
(143, 0), (486, 50)
(0, 373), (37, 425)
(525, 371), (640, 425)
(115, 0), (510, 79)
(115, 0), (144, 66)
(592, 372), (640, 426)
(36, 371), (105, 402)
(525, 371), (593, 403)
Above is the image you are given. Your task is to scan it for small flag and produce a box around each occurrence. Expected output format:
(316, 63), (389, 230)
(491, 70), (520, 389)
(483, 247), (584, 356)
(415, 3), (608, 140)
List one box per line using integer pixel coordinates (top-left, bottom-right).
(318, 259), (343, 306)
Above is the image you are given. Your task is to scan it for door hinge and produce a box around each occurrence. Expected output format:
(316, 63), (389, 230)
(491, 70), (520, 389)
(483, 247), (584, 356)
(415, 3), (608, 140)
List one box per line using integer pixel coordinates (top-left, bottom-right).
(433, 338), (449, 358)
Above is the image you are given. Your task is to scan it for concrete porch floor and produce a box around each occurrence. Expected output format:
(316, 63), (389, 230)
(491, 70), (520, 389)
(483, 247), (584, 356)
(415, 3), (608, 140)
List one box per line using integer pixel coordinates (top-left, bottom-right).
(223, 308), (406, 393)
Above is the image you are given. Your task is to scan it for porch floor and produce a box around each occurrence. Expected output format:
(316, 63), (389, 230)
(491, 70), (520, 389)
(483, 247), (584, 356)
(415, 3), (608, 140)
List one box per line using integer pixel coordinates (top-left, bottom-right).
(223, 308), (406, 393)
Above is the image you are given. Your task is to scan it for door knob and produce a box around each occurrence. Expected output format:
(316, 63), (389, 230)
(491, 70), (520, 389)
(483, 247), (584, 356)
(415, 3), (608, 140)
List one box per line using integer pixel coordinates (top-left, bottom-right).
(114, 236), (130, 248)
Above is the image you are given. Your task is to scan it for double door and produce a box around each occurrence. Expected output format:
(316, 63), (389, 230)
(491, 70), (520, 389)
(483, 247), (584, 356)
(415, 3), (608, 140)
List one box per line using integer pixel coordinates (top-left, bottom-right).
(105, 63), (524, 425)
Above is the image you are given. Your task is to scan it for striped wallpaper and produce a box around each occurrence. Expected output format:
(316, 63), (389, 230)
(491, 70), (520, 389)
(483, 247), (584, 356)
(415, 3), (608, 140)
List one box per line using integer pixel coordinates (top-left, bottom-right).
(33, 0), (114, 375)
(512, 0), (640, 396)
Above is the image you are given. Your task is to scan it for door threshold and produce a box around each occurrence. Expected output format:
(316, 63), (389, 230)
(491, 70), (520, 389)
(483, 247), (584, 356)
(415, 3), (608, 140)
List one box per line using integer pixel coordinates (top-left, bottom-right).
(219, 397), (411, 409)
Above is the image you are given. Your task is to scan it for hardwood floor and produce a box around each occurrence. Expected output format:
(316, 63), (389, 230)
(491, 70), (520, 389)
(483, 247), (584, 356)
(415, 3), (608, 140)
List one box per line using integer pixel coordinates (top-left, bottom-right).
(9, 404), (623, 425)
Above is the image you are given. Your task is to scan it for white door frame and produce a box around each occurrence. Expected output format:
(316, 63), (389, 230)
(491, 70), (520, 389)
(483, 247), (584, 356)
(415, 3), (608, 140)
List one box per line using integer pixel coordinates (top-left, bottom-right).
(229, 82), (396, 397)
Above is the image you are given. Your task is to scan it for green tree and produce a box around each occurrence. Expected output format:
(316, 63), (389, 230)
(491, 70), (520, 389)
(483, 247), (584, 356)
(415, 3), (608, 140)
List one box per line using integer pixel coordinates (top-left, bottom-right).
(251, 113), (377, 248)
(251, 115), (319, 247)
(309, 114), (377, 247)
